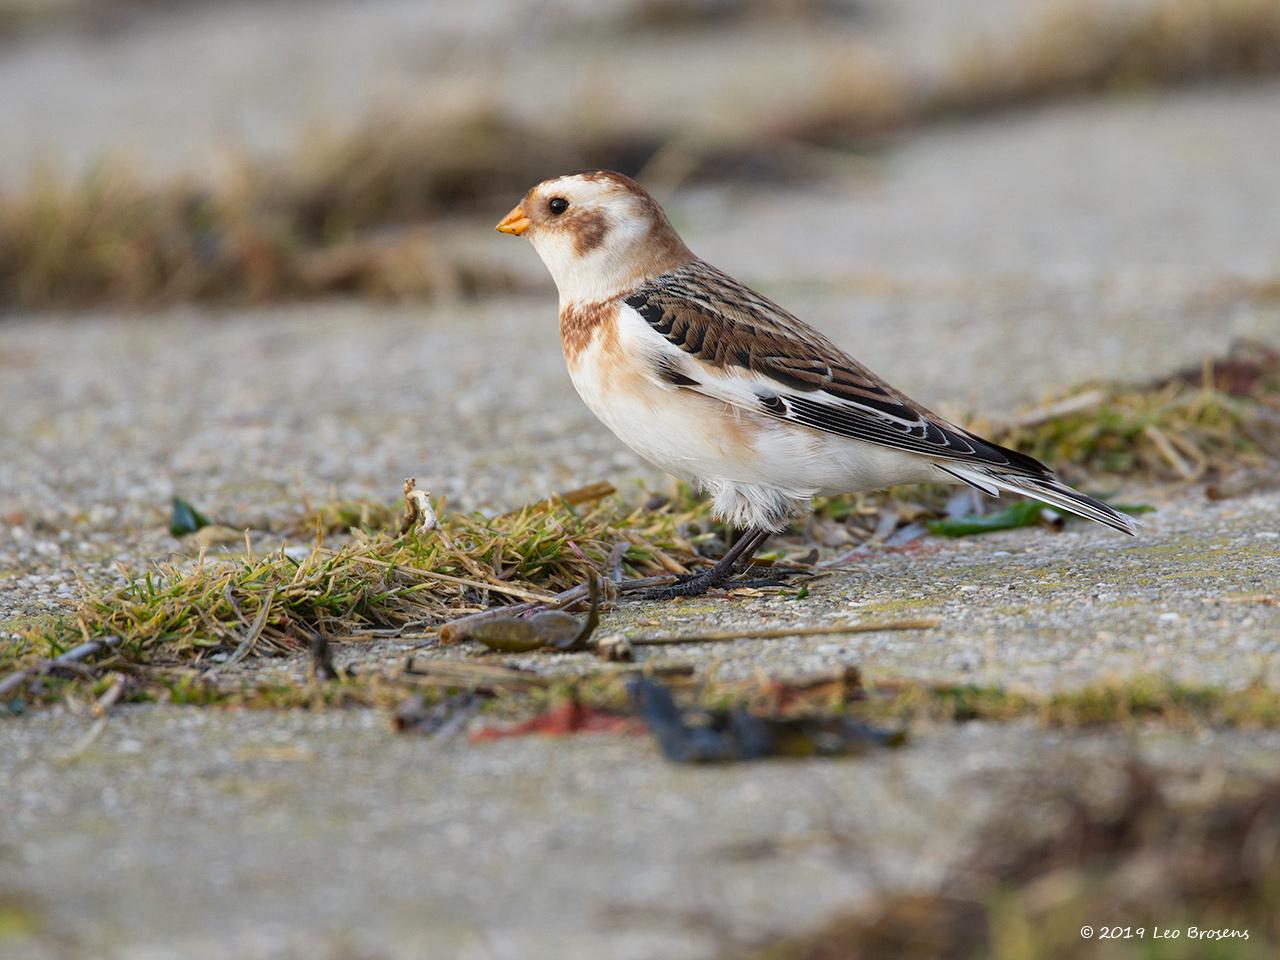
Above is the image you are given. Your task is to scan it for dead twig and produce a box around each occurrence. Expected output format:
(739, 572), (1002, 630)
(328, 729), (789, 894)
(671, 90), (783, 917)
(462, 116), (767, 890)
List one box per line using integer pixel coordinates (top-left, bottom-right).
(1143, 423), (1197, 480)
(91, 672), (129, 716)
(310, 633), (341, 681)
(627, 618), (941, 647)
(392, 691), (482, 742)
(574, 574), (603, 648)
(996, 388), (1107, 430)
(0, 635), (123, 700)
(607, 541), (630, 583)
(398, 477), (438, 537)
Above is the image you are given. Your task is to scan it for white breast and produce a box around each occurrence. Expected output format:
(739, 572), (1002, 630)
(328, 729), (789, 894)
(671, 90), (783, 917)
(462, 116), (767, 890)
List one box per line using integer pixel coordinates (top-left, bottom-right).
(563, 302), (939, 529)
(567, 314), (737, 487)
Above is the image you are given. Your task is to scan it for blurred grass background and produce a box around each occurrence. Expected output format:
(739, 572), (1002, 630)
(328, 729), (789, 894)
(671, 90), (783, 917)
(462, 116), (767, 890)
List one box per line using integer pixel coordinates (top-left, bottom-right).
(0, 0), (1278, 310)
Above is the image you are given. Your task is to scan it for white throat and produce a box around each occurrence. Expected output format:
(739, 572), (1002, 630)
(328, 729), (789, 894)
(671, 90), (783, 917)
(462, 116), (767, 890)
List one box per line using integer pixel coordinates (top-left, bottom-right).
(529, 218), (654, 305)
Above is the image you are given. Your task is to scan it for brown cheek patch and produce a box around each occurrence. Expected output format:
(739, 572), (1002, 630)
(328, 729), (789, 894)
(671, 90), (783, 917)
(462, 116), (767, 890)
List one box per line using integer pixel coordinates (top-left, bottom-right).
(570, 210), (609, 256)
(559, 300), (615, 364)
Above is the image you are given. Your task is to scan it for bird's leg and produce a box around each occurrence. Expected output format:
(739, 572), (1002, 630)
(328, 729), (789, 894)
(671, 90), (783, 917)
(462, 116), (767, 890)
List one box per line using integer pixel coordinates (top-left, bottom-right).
(638, 526), (773, 600)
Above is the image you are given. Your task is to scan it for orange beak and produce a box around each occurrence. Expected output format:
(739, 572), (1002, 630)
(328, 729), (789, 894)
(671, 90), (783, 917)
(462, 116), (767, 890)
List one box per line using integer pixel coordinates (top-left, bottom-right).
(495, 205), (531, 236)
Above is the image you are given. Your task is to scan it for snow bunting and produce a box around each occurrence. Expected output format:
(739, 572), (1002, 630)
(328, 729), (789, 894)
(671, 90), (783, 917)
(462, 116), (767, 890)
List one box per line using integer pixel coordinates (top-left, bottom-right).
(497, 171), (1136, 597)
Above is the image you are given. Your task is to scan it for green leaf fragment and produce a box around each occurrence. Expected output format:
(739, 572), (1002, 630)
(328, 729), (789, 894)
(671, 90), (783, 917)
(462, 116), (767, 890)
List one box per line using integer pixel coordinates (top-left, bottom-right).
(169, 496), (211, 536)
(927, 499), (1155, 538)
(927, 500), (1051, 537)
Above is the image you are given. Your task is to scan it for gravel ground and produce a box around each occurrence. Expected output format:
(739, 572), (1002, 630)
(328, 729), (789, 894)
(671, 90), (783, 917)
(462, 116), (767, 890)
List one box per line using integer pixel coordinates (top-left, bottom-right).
(3, 42), (1280, 960)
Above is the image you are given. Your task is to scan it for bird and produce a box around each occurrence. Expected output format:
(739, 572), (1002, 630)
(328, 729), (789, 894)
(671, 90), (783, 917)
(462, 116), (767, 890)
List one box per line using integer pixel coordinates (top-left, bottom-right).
(496, 170), (1136, 598)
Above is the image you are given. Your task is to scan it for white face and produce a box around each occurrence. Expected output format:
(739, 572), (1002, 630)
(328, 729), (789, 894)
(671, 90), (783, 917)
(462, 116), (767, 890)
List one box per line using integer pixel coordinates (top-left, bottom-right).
(499, 172), (690, 304)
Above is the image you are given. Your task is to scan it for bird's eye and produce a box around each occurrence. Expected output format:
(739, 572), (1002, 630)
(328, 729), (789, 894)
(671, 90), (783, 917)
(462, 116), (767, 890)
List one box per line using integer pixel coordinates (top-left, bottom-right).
(548, 197), (569, 215)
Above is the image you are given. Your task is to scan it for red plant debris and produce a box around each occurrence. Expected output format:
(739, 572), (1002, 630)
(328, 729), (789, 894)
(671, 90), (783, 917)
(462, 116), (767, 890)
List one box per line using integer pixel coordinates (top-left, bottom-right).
(469, 700), (644, 742)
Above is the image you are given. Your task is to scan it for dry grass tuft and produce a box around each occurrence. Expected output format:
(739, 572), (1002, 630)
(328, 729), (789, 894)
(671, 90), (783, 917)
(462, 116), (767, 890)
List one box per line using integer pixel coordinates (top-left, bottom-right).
(938, 0), (1280, 116)
(788, 0), (1280, 141)
(35, 494), (706, 663)
(272, 109), (588, 230)
(5, 0), (1280, 310)
(0, 488), (716, 707)
(0, 104), (653, 310)
(813, 341), (1280, 544)
(0, 153), (527, 310)
(978, 339), (1280, 484)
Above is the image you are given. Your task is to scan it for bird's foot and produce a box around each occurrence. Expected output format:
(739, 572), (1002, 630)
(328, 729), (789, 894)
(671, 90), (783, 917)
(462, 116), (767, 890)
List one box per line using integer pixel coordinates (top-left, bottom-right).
(635, 566), (798, 601)
(635, 569), (725, 601)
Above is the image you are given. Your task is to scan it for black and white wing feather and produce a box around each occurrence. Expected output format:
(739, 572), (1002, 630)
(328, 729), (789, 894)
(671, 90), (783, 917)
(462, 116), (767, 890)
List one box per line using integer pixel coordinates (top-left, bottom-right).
(624, 260), (1136, 535)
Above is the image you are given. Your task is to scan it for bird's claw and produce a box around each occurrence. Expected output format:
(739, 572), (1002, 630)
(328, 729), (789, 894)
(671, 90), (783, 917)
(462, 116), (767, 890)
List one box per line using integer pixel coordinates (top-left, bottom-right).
(635, 568), (796, 601)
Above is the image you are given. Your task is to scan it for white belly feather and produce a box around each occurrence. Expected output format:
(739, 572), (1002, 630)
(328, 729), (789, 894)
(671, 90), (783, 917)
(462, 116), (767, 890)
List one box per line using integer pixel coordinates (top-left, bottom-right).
(563, 304), (937, 530)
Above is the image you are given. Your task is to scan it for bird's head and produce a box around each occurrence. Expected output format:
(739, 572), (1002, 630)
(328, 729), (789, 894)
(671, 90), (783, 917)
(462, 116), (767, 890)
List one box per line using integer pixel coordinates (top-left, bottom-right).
(496, 170), (692, 304)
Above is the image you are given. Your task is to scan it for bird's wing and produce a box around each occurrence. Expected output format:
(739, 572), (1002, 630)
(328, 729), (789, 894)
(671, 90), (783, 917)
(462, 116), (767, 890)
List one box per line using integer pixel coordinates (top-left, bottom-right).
(622, 260), (1048, 477)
